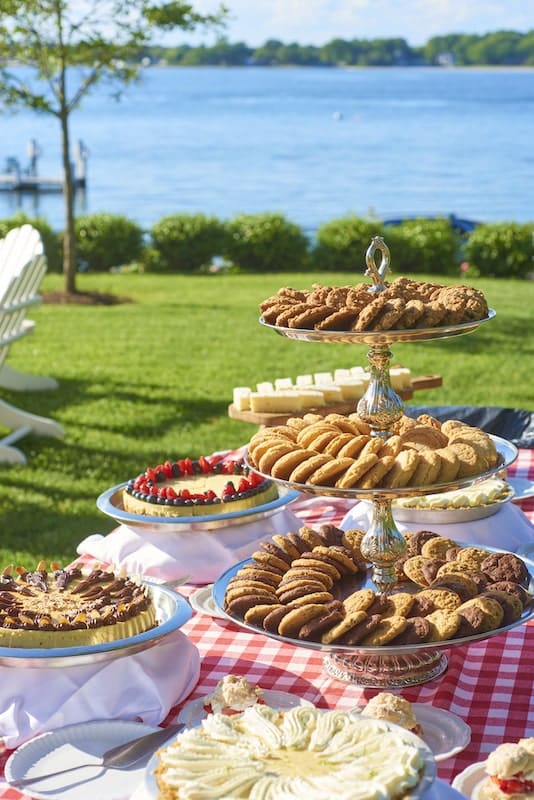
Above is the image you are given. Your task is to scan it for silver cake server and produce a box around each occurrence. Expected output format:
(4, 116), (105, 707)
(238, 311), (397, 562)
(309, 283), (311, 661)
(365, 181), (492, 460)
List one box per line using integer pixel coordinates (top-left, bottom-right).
(10, 722), (184, 788)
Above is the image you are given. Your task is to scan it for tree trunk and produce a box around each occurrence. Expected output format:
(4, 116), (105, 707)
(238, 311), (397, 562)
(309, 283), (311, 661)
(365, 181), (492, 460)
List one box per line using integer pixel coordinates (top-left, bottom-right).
(60, 110), (77, 295)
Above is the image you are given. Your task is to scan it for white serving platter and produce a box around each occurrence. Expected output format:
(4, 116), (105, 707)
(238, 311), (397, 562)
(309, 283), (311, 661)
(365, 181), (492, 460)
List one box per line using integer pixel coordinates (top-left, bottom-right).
(4, 719), (159, 800)
(353, 703), (471, 762)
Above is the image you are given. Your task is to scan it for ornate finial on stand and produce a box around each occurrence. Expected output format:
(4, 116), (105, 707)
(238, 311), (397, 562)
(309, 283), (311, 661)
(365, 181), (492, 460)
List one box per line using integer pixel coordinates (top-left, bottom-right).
(365, 236), (391, 293)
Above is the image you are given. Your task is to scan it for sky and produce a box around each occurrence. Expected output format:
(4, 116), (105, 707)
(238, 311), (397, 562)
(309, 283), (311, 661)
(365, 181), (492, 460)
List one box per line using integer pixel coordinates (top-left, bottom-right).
(176, 0), (533, 47)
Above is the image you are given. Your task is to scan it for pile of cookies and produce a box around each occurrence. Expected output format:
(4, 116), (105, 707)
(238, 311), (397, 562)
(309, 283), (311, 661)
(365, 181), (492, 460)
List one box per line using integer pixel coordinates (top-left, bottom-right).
(398, 530), (530, 589)
(247, 412), (499, 490)
(223, 525), (532, 647)
(259, 277), (489, 333)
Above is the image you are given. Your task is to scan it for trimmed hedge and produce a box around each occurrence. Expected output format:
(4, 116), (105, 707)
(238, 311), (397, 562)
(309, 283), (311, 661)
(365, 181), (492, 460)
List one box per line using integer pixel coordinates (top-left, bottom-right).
(148, 213), (226, 273)
(383, 218), (461, 276)
(1, 210), (532, 279)
(312, 216), (384, 272)
(75, 213), (144, 272)
(464, 221), (534, 278)
(223, 212), (309, 272)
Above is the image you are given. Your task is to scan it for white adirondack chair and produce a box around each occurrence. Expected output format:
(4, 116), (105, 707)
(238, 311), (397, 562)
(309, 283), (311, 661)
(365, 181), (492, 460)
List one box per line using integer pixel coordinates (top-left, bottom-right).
(0, 225), (64, 464)
(0, 224), (58, 391)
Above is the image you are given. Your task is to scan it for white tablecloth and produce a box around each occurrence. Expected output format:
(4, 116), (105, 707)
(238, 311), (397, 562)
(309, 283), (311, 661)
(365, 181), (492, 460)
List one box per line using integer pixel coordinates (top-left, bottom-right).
(0, 630), (200, 749)
(77, 507), (303, 585)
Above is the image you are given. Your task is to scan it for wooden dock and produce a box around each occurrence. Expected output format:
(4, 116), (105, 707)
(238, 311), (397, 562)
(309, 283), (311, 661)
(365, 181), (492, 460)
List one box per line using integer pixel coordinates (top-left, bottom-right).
(0, 139), (88, 193)
(0, 174), (66, 193)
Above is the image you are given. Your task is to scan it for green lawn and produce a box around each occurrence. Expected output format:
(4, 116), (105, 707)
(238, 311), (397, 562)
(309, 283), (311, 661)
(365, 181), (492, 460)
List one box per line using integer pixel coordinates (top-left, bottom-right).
(1, 270), (533, 568)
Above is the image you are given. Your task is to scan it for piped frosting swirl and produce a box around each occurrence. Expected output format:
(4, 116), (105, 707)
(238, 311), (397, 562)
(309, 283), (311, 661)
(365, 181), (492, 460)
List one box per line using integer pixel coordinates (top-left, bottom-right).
(155, 705), (430, 800)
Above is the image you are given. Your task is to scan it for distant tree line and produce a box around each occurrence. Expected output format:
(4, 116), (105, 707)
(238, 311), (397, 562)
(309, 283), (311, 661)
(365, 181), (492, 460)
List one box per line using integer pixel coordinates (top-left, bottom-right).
(143, 30), (534, 67)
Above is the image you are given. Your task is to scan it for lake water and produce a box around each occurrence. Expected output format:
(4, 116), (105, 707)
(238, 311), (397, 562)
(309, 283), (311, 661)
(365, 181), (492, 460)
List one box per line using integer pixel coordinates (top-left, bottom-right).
(0, 66), (533, 232)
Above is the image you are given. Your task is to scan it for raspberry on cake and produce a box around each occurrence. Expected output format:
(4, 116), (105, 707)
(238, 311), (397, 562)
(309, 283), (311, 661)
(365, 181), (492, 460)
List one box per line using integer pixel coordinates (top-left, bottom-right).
(0, 561), (157, 648)
(478, 739), (534, 800)
(122, 456), (278, 517)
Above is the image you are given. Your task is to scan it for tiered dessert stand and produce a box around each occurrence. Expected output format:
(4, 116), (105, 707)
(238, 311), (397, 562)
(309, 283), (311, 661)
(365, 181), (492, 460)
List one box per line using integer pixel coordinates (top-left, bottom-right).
(214, 237), (529, 688)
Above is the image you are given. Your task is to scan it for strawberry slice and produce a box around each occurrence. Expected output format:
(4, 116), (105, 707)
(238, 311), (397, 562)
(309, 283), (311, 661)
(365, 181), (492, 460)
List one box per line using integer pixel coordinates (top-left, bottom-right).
(223, 481), (236, 497)
(494, 777), (534, 794)
(248, 471), (263, 488)
(183, 458), (194, 475)
(202, 698), (265, 716)
(198, 456), (211, 474)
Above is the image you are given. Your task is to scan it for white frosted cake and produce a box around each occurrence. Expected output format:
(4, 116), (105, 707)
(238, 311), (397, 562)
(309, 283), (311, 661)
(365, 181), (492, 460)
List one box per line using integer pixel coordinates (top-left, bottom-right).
(154, 705), (432, 800)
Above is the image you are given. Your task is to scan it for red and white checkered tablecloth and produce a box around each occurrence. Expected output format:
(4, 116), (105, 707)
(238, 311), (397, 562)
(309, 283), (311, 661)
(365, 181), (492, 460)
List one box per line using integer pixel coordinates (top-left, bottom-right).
(1, 448), (533, 797)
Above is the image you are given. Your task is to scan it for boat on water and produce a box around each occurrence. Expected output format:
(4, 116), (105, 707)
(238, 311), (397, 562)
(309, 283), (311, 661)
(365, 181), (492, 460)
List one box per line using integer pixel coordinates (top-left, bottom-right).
(383, 213), (479, 233)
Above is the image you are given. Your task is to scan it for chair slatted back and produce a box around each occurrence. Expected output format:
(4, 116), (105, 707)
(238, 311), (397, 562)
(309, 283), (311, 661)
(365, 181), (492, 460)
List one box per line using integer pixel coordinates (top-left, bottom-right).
(0, 225), (44, 292)
(0, 225), (48, 366)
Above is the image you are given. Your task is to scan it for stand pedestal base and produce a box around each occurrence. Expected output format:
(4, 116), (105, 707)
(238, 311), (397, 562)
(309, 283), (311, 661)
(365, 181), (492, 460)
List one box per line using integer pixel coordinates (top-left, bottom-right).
(323, 649), (448, 688)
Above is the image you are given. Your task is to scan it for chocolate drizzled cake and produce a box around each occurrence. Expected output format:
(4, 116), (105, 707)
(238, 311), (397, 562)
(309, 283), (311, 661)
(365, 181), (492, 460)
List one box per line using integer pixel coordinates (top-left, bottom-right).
(0, 561), (157, 648)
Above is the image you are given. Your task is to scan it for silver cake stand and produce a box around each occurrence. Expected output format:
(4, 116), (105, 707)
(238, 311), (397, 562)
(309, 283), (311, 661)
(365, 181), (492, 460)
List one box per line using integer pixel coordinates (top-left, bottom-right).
(260, 237), (501, 596)
(247, 236), (515, 686)
(213, 549), (534, 688)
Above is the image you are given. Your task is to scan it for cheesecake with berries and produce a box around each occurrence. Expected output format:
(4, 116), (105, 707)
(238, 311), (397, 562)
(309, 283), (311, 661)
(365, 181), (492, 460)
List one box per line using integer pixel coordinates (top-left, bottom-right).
(122, 456), (278, 518)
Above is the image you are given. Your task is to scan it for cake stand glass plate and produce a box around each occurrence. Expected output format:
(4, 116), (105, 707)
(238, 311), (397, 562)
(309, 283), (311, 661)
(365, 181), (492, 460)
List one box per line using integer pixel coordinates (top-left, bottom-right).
(177, 690), (314, 728)
(352, 704), (471, 762)
(4, 719), (159, 800)
(516, 542), (534, 561)
(260, 309), (496, 346)
(212, 546), (534, 688)
(97, 483), (300, 532)
(452, 762), (488, 800)
(430, 780), (474, 800)
(246, 435), (517, 502)
(0, 582), (192, 668)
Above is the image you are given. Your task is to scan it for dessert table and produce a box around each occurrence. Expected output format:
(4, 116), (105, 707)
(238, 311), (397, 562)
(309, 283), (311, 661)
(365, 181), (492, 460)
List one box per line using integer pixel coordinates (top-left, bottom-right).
(0, 446), (533, 798)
